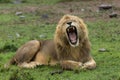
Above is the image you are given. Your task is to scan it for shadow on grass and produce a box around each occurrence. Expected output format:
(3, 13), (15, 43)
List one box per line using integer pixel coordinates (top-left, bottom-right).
(9, 69), (34, 80)
(0, 43), (17, 53)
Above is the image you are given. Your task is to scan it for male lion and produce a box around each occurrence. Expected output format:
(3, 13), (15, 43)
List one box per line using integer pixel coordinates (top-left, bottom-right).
(6, 14), (96, 70)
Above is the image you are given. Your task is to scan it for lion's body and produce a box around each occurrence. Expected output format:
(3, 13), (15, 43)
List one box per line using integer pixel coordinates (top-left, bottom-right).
(6, 15), (96, 70)
(9, 40), (58, 68)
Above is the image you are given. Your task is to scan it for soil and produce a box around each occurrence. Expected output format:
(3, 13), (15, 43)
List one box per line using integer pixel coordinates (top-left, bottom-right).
(37, 0), (120, 23)
(1, 0), (120, 23)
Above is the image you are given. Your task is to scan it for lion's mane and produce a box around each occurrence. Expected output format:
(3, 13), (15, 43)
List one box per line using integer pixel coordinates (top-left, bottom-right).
(54, 14), (91, 63)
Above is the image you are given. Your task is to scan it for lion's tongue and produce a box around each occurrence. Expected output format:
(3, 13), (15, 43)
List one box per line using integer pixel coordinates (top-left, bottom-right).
(69, 32), (77, 43)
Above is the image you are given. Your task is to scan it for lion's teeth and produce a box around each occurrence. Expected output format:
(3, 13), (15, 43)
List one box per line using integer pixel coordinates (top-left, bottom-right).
(68, 29), (69, 32)
(73, 27), (75, 30)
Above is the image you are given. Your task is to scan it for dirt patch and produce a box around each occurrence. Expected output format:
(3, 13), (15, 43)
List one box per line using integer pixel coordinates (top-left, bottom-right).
(34, 0), (120, 23)
(0, 0), (119, 23)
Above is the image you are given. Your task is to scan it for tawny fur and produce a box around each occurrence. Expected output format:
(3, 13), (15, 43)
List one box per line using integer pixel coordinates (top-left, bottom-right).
(5, 14), (96, 70)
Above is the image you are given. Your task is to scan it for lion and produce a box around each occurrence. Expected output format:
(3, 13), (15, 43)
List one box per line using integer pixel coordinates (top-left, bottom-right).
(5, 14), (96, 70)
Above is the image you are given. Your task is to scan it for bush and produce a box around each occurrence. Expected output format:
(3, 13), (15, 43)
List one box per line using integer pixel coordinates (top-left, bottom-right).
(0, 0), (11, 3)
(0, 0), (27, 3)
(0, 41), (17, 53)
(9, 70), (34, 80)
(58, 0), (79, 2)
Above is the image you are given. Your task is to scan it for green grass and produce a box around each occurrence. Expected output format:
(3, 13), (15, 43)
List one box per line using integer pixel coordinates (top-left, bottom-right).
(0, 0), (120, 80)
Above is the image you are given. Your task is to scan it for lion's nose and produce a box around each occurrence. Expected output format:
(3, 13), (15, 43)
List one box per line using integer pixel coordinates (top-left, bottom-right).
(67, 22), (72, 26)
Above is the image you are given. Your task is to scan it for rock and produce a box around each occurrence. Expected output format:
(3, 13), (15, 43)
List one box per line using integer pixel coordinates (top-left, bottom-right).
(81, 9), (85, 12)
(15, 12), (23, 16)
(41, 14), (49, 19)
(45, 22), (50, 25)
(96, 10), (99, 13)
(98, 48), (109, 52)
(8, 35), (13, 39)
(99, 4), (112, 10)
(19, 15), (25, 21)
(69, 8), (73, 12)
(13, 0), (22, 4)
(16, 33), (20, 38)
(109, 12), (117, 18)
(39, 34), (47, 39)
(50, 70), (63, 75)
(19, 15), (25, 18)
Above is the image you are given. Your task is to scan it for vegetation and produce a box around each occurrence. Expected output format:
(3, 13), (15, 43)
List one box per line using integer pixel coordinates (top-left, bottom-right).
(0, 0), (120, 80)
(0, 0), (11, 3)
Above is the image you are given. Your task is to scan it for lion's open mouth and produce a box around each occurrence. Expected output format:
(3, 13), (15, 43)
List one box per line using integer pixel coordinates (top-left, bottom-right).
(66, 26), (78, 45)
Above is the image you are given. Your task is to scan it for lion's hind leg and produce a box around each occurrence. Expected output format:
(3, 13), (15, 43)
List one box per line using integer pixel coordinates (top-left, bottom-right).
(8, 40), (40, 66)
(18, 61), (41, 68)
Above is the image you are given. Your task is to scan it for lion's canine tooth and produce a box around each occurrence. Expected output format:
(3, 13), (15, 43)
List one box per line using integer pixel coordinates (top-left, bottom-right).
(68, 29), (69, 32)
(73, 27), (75, 30)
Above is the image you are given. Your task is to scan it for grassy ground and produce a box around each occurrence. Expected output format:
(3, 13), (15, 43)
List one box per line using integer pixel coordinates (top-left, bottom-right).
(0, 0), (120, 80)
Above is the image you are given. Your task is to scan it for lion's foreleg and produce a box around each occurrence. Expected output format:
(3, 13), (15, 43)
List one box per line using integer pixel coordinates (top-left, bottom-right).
(60, 60), (83, 70)
(82, 58), (96, 69)
(60, 59), (96, 70)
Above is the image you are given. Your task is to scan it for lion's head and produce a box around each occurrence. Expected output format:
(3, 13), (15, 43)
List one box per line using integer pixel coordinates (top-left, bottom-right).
(54, 14), (88, 47)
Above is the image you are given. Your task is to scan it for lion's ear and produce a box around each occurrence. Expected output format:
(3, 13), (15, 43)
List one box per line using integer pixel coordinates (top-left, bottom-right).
(57, 14), (71, 26)
(63, 14), (71, 20)
(77, 17), (89, 40)
(78, 17), (84, 24)
(78, 17), (87, 30)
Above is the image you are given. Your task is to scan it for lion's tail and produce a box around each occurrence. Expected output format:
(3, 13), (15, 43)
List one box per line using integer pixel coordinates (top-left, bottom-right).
(4, 57), (16, 68)
(9, 57), (16, 65)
